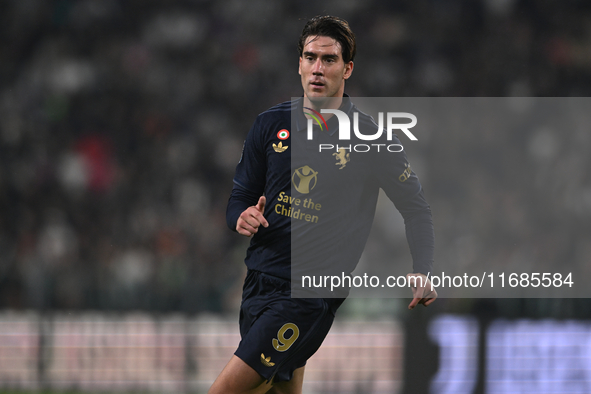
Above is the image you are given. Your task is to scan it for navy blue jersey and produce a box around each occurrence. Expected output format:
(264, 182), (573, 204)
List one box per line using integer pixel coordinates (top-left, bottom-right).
(227, 96), (434, 281)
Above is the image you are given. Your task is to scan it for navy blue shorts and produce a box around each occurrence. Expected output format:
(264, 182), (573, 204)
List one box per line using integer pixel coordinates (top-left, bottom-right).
(235, 270), (343, 382)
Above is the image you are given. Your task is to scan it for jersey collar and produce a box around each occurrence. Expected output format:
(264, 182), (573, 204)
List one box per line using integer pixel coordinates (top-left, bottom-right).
(294, 94), (353, 137)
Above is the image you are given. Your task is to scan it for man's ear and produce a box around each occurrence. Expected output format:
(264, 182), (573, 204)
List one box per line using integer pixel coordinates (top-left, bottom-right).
(298, 57), (302, 75)
(343, 61), (354, 80)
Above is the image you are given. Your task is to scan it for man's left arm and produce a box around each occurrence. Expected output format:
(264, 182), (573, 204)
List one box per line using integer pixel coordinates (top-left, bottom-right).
(375, 142), (437, 308)
(395, 189), (434, 277)
(395, 191), (438, 308)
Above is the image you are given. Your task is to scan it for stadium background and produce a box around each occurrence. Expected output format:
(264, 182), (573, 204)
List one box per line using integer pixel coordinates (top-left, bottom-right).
(1, 0), (591, 393)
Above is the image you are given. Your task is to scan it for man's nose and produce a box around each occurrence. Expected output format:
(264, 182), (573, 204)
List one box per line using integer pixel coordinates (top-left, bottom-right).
(312, 59), (324, 74)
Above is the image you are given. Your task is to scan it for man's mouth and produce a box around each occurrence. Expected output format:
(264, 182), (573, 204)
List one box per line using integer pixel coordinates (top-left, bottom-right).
(310, 81), (325, 88)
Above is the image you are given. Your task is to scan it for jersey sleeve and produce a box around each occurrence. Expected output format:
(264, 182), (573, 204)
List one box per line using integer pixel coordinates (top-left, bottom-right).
(226, 116), (268, 231)
(233, 116), (267, 194)
(226, 184), (260, 231)
(373, 139), (435, 275)
(396, 190), (435, 275)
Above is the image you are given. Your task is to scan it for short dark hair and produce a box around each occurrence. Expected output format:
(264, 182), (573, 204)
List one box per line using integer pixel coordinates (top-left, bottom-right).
(298, 15), (356, 64)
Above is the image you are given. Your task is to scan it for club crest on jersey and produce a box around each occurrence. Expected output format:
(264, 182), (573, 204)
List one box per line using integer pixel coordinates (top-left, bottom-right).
(332, 148), (350, 170)
(277, 129), (290, 140)
(272, 141), (288, 153)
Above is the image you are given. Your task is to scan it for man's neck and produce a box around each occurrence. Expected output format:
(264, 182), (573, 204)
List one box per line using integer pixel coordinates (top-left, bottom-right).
(302, 95), (343, 118)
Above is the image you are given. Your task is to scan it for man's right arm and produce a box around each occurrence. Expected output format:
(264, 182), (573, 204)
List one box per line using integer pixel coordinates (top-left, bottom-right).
(226, 115), (268, 236)
(226, 185), (268, 236)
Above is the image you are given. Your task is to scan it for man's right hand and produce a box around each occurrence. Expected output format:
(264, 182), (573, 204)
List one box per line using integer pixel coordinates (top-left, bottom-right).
(236, 196), (269, 237)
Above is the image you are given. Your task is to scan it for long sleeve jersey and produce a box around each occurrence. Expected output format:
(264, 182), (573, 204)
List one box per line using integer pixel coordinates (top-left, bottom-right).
(227, 96), (434, 286)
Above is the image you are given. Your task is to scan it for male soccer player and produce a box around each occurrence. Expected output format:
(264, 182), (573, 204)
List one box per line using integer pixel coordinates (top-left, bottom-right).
(209, 15), (436, 394)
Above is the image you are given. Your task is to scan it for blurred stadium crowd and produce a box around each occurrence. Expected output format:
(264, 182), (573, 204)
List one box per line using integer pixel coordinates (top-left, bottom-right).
(1, 0), (590, 314)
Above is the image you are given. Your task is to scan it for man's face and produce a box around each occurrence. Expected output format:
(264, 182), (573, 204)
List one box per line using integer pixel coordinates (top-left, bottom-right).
(299, 35), (353, 100)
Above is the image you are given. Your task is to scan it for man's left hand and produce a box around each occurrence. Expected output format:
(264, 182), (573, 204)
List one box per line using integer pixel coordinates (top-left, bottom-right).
(406, 273), (437, 309)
